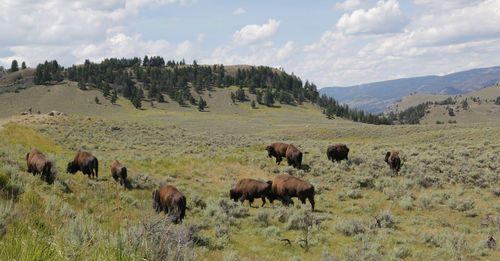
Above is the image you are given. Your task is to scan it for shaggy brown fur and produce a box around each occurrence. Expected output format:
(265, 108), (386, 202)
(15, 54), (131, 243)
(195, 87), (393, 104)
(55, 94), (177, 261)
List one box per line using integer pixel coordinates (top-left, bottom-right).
(270, 174), (315, 210)
(152, 184), (187, 223)
(385, 150), (401, 175)
(285, 144), (303, 169)
(67, 151), (99, 179)
(26, 148), (53, 184)
(229, 178), (272, 207)
(326, 144), (349, 163)
(111, 159), (127, 186)
(266, 143), (289, 165)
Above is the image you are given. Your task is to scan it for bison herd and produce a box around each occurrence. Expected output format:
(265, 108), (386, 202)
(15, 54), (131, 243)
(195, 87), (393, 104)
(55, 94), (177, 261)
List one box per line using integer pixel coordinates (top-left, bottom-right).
(25, 143), (402, 223)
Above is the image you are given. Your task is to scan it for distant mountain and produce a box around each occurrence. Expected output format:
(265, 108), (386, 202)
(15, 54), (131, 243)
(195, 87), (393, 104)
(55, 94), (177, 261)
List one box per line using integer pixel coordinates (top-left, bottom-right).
(319, 66), (500, 113)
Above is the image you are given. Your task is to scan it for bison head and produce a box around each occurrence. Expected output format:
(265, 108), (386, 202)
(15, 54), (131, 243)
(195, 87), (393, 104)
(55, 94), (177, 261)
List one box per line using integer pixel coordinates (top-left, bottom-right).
(229, 189), (240, 202)
(66, 161), (78, 174)
(152, 190), (161, 213)
(266, 146), (275, 158)
(384, 152), (391, 164)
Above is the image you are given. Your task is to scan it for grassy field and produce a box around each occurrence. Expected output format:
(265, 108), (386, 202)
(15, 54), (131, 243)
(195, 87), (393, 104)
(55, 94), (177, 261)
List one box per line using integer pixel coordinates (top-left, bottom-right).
(1, 84), (500, 260)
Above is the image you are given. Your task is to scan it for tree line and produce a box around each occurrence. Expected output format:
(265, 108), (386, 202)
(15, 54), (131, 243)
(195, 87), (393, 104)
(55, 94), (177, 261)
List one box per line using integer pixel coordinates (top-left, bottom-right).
(31, 57), (392, 124)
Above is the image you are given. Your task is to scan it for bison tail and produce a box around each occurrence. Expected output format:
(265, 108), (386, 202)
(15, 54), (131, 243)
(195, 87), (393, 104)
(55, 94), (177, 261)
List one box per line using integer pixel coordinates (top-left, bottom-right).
(94, 158), (99, 178)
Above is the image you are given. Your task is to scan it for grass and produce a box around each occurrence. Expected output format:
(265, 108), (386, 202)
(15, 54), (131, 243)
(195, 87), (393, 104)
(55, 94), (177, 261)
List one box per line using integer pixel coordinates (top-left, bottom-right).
(0, 85), (500, 260)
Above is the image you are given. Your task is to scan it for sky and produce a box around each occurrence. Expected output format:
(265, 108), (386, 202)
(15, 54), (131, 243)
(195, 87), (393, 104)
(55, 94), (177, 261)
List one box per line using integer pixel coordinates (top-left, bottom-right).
(1, 0), (500, 87)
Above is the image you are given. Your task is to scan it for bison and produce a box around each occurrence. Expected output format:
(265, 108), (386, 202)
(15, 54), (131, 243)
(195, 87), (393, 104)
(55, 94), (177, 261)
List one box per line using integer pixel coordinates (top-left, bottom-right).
(266, 143), (289, 165)
(270, 174), (315, 210)
(286, 144), (302, 169)
(229, 178), (272, 207)
(152, 184), (187, 223)
(111, 159), (127, 186)
(327, 144), (349, 163)
(26, 148), (53, 184)
(385, 150), (401, 175)
(67, 151), (99, 179)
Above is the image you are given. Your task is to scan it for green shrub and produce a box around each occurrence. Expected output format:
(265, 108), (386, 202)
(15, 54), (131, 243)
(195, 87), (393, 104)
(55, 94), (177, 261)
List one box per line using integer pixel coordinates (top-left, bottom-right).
(399, 195), (415, 210)
(393, 245), (412, 259)
(448, 197), (474, 212)
(335, 219), (366, 236)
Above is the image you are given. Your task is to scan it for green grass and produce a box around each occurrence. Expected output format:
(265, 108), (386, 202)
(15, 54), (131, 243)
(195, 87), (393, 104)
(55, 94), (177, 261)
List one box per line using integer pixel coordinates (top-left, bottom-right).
(0, 84), (500, 260)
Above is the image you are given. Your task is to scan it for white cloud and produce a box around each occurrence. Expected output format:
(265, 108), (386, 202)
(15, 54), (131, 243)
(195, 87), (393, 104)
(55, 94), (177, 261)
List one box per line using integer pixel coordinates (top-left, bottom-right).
(412, 0), (484, 10)
(233, 7), (246, 15)
(232, 19), (280, 46)
(336, 0), (407, 34)
(335, 0), (363, 11)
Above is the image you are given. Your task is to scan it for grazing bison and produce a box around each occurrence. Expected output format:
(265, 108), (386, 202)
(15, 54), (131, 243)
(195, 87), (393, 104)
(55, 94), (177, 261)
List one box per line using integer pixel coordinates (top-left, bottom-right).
(266, 143), (289, 165)
(327, 144), (349, 163)
(385, 150), (402, 175)
(26, 148), (53, 184)
(152, 184), (187, 223)
(110, 159), (127, 186)
(229, 178), (272, 207)
(270, 174), (315, 210)
(67, 151), (99, 179)
(286, 144), (303, 169)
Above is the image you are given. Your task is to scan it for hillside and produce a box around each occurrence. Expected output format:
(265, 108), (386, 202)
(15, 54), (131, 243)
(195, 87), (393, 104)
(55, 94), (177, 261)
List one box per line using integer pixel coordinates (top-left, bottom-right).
(387, 84), (500, 124)
(319, 66), (500, 113)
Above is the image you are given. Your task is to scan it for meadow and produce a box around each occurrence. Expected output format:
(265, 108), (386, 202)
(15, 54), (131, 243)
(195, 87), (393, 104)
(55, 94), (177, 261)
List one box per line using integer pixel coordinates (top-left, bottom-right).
(1, 88), (500, 260)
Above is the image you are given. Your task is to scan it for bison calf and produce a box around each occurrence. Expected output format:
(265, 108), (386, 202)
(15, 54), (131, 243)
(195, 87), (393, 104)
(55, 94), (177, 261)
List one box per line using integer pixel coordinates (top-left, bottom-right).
(385, 150), (401, 175)
(152, 184), (187, 223)
(67, 151), (99, 179)
(270, 174), (315, 210)
(26, 148), (53, 184)
(229, 178), (272, 207)
(327, 144), (349, 163)
(286, 144), (302, 169)
(111, 159), (127, 186)
(266, 143), (289, 165)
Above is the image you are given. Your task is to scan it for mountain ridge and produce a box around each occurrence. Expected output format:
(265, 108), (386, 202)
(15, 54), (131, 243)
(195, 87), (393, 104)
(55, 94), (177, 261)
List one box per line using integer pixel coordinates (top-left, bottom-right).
(319, 66), (500, 113)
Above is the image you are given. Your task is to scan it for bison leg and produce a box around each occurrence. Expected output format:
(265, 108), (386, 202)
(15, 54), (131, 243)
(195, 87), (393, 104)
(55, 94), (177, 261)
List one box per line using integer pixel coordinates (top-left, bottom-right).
(248, 198), (255, 207)
(299, 196), (306, 205)
(276, 156), (282, 165)
(238, 195), (246, 205)
(261, 196), (266, 207)
(308, 196), (315, 211)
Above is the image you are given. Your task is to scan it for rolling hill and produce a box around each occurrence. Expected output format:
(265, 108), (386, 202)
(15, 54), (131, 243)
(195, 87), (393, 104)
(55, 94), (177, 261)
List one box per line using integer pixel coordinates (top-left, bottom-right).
(319, 66), (500, 113)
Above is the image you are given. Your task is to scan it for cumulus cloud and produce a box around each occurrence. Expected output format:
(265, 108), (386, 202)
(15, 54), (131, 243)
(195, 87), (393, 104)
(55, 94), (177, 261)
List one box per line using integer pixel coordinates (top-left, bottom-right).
(336, 0), (407, 34)
(232, 19), (280, 46)
(335, 0), (363, 11)
(233, 7), (246, 15)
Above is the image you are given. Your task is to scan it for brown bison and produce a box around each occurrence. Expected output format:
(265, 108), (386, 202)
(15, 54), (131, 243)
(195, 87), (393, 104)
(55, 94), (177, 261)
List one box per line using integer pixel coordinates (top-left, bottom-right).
(110, 159), (127, 186)
(67, 151), (99, 179)
(152, 184), (187, 223)
(26, 148), (53, 184)
(266, 143), (289, 165)
(270, 174), (315, 210)
(327, 144), (349, 163)
(385, 150), (401, 175)
(229, 178), (272, 207)
(286, 144), (302, 169)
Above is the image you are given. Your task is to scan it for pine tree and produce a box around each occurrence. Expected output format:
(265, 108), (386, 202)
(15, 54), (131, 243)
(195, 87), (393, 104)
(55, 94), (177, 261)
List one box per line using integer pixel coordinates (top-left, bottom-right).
(111, 90), (118, 104)
(95, 96), (100, 104)
(256, 90), (263, 104)
(251, 100), (257, 109)
(230, 92), (236, 103)
(21, 61), (27, 70)
(10, 60), (19, 72)
(198, 96), (207, 111)
(264, 88), (274, 107)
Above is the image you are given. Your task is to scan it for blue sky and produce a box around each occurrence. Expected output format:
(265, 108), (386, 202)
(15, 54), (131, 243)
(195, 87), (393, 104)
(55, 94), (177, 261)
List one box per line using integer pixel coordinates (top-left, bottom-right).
(1, 0), (499, 87)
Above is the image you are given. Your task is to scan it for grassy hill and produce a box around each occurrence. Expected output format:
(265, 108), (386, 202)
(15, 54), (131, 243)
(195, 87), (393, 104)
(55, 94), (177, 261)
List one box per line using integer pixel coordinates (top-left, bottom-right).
(387, 84), (500, 124)
(319, 66), (500, 113)
(1, 67), (500, 260)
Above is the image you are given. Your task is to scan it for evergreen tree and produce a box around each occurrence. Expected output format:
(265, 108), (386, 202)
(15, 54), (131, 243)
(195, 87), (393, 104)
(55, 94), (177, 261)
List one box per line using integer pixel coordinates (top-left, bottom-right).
(256, 90), (263, 104)
(21, 61), (26, 70)
(496, 96), (500, 105)
(78, 80), (86, 90)
(95, 96), (100, 104)
(264, 88), (274, 107)
(251, 100), (257, 109)
(230, 92), (236, 103)
(111, 90), (118, 104)
(10, 60), (19, 72)
(235, 87), (246, 102)
(198, 96), (207, 111)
